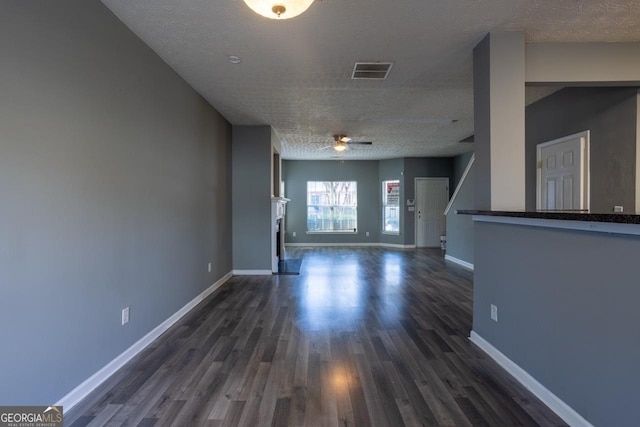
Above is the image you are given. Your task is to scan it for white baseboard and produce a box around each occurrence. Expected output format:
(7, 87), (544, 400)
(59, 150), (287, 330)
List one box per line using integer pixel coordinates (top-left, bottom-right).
(379, 243), (416, 249)
(444, 254), (474, 270)
(469, 331), (593, 427)
(285, 243), (415, 248)
(286, 242), (378, 247)
(56, 271), (233, 412)
(232, 269), (273, 275)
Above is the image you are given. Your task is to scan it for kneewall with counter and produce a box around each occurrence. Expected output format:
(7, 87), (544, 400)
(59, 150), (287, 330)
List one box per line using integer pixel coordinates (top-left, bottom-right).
(473, 221), (640, 427)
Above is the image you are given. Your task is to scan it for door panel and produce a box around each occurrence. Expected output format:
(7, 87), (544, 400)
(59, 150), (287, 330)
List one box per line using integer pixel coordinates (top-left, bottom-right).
(416, 178), (449, 248)
(546, 178), (556, 209)
(563, 176), (573, 207)
(537, 131), (589, 210)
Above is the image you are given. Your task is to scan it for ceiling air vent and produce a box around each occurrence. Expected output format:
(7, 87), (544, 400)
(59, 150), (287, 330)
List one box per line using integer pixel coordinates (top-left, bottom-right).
(352, 62), (394, 80)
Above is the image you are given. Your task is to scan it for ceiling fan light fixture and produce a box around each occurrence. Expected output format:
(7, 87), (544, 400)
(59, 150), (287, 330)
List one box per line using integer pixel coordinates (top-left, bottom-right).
(334, 143), (347, 152)
(243, 0), (314, 19)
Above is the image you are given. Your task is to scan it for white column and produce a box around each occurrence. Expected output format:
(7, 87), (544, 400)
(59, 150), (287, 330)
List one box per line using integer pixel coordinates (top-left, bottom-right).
(473, 32), (526, 210)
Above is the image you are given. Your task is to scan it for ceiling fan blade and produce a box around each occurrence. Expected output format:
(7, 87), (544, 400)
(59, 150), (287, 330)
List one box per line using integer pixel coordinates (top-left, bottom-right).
(346, 141), (372, 145)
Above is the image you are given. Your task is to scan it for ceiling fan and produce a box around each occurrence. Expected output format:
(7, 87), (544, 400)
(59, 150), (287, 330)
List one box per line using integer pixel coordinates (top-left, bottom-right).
(314, 135), (373, 152)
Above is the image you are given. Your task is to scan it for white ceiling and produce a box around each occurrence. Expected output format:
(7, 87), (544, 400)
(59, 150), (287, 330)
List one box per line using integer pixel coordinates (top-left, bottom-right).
(101, 0), (640, 160)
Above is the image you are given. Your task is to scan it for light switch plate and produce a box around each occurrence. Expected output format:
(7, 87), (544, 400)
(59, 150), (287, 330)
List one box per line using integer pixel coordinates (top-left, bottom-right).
(122, 307), (130, 325)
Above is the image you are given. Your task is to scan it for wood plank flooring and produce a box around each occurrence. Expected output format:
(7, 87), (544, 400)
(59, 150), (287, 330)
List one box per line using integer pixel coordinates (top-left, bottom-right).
(65, 247), (566, 426)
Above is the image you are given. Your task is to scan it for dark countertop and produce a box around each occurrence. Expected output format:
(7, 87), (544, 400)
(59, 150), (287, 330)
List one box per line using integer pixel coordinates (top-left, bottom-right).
(456, 210), (640, 224)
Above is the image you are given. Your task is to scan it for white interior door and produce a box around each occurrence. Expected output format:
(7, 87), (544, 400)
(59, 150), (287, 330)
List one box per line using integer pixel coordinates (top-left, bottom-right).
(415, 178), (449, 248)
(537, 131), (590, 210)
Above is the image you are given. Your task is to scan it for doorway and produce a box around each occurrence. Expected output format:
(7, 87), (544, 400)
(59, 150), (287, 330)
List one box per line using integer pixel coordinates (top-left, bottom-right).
(537, 131), (590, 210)
(415, 177), (449, 247)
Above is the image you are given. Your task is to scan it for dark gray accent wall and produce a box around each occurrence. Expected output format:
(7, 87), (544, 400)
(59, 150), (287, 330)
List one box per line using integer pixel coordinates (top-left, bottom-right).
(232, 126), (272, 270)
(446, 157), (474, 264)
(0, 0), (232, 404)
(283, 160), (380, 244)
(403, 158), (454, 246)
(453, 151), (474, 189)
(474, 222), (640, 427)
(378, 158), (404, 245)
(473, 35), (493, 210)
(526, 87), (638, 212)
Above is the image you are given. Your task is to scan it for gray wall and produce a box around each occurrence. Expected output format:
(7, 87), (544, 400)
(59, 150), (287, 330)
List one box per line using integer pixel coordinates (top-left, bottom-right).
(232, 126), (273, 270)
(445, 156), (474, 265)
(283, 160), (380, 244)
(0, 0), (232, 405)
(473, 222), (640, 427)
(403, 157), (453, 246)
(283, 158), (454, 245)
(526, 87), (638, 212)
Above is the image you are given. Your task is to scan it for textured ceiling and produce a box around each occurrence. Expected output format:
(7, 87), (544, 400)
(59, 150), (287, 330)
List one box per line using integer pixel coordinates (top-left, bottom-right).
(101, 0), (640, 160)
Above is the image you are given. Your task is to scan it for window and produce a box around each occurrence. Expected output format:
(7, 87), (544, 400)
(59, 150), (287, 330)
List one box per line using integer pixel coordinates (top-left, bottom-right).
(382, 180), (400, 234)
(307, 181), (357, 232)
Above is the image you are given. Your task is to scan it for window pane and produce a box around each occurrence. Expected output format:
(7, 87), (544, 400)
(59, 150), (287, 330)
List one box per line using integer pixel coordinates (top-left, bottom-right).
(332, 206), (357, 231)
(307, 181), (331, 206)
(383, 180), (400, 206)
(384, 206), (400, 232)
(334, 181), (357, 206)
(307, 206), (332, 231)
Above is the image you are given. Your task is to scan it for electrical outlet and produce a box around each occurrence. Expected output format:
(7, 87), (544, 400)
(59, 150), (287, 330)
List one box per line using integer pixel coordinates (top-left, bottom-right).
(122, 307), (130, 325)
(208, 262), (212, 272)
(614, 206), (624, 213)
(292, 231), (296, 237)
(366, 231), (370, 237)
(490, 304), (498, 322)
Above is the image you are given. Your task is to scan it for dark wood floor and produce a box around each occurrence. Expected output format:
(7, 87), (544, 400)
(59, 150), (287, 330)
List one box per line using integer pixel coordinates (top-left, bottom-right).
(66, 247), (566, 427)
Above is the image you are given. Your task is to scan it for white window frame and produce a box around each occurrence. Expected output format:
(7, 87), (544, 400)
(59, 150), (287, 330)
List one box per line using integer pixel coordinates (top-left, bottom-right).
(382, 180), (400, 235)
(306, 181), (358, 234)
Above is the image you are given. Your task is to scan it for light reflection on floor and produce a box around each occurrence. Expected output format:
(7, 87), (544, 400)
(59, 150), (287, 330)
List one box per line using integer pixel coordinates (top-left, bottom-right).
(382, 251), (403, 287)
(294, 249), (407, 331)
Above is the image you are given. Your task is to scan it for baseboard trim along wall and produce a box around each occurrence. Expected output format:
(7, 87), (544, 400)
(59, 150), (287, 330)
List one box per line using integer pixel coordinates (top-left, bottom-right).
(286, 243), (378, 247)
(444, 254), (474, 270)
(56, 271), (234, 412)
(286, 243), (416, 249)
(469, 331), (593, 427)
(232, 269), (273, 275)
(380, 243), (417, 249)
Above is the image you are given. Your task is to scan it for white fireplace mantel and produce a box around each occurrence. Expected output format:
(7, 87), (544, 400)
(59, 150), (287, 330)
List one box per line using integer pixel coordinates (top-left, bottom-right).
(271, 197), (290, 272)
(271, 197), (289, 220)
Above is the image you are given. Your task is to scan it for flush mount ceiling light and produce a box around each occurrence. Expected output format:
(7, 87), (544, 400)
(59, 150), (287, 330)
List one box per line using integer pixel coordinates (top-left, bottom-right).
(242, 0), (315, 19)
(333, 141), (347, 152)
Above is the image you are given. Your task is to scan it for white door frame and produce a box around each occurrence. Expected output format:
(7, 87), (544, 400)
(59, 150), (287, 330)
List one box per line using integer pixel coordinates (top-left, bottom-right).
(536, 130), (590, 210)
(415, 177), (449, 247)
